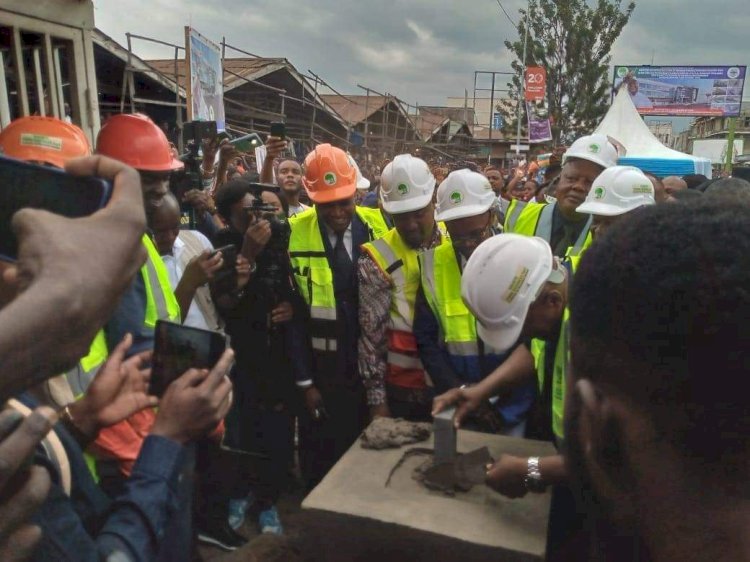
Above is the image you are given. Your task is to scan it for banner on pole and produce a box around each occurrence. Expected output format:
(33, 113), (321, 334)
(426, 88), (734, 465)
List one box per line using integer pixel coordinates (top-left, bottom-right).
(524, 66), (547, 102)
(526, 101), (552, 143)
(185, 27), (225, 130)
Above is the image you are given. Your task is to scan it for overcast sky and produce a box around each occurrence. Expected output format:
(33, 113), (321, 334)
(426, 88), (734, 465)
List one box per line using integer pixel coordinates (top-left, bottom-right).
(94, 0), (749, 131)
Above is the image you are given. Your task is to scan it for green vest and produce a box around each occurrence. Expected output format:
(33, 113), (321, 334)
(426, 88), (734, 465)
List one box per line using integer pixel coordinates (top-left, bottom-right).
(419, 241), (478, 357)
(141, 234), (181, 326)
(362, 226), (447, 388)
(67, 235), (179, 482)
(529, 255), (578, 440)
(506, 201), (591, 256)
(289, 206), (388, 354)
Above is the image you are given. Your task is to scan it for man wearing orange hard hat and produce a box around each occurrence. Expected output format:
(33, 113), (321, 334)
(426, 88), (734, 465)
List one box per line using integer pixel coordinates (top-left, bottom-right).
(289, 143), (389, 488)
(0, 115), (91, 167)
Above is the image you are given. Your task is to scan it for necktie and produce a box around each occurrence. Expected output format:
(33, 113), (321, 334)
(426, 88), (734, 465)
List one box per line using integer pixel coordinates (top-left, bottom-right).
(333, 232), (353, 297)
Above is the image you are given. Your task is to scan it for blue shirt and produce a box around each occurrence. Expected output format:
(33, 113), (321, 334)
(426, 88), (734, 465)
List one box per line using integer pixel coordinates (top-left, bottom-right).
(21, 390), (194, 562)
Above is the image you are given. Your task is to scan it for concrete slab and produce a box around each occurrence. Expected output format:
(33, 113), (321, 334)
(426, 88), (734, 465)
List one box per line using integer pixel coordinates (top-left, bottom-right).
(302, 427), (557, 561)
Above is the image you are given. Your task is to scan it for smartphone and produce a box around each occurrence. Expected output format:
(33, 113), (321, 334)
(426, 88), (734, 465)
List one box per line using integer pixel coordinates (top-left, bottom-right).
(212, 244), (237, 268)
(270, 122), (286, 140)
(150, 320), (227, 398)
(0, 155), (112, 261)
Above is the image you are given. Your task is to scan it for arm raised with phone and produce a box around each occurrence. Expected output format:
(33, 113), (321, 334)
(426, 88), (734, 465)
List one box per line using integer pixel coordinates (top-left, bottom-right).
(0, 156), (146, 401)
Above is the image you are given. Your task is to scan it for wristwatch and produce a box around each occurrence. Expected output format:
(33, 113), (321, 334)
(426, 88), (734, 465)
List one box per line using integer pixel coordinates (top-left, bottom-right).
(524, 457), (547, 493)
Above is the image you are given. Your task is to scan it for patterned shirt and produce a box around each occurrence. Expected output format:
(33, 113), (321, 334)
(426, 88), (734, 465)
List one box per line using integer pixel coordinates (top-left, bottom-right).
(358, 226), (443, 406)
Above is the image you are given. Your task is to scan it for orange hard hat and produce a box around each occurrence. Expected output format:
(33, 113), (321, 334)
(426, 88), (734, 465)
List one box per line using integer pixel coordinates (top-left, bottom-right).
(96, 113), (183, 172)
(0, 116), (90, 168)
(302, 143), (357, 204)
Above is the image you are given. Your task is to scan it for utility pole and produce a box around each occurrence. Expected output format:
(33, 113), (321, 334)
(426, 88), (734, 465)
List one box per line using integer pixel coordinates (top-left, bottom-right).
(515, 4), (529, 155)
(725, 117), (737, 174)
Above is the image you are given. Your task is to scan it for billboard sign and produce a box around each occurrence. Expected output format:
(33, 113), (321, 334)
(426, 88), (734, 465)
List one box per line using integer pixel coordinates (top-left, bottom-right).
(524, 66), (547, 102)
(613, 65), (746, 117)
(185, 27), (225, 130)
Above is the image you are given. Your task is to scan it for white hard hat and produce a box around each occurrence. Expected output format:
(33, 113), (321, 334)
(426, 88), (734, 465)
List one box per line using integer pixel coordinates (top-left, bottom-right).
(461, 234), (566, 352)
(380, 154), (435, 214)
(346, 153), (371, 190)
(576, 165), (655, 216)
(562, 133), (619, 169)
(435, 169), (496, 222)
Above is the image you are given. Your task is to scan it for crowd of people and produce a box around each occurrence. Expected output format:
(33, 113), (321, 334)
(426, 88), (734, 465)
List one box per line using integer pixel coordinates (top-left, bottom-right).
(0, 108), (747, 562)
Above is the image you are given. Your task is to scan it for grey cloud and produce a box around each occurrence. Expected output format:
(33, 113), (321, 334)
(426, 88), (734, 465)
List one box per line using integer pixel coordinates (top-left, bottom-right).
(94, 0), (748, 107)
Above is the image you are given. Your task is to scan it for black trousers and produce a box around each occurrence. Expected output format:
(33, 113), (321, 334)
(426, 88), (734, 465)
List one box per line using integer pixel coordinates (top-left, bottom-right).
(298, 384), (367, 490)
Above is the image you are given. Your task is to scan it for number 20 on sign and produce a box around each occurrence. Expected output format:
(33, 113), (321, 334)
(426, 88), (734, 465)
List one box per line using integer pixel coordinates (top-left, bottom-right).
(524, 67), (547, 102)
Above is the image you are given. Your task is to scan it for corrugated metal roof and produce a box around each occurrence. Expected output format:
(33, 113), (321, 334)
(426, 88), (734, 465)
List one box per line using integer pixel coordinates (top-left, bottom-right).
(319, 95), (389, 124)
(146, 57), (287, 92)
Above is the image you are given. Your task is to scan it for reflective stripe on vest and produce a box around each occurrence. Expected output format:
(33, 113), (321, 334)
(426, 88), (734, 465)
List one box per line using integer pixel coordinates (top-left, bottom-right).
(504, 199), (528, 232)
(141, 234), (181, 326)
(530, 257), (576, 440)
(289, 206), (389, 355)
(419, 241), (478, 356)
(362, 227), (448, 389)
(65, 330), (109, 397)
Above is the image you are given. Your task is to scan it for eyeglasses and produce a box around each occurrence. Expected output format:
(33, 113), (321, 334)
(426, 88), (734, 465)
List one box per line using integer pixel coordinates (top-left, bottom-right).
(451, 216), (492, 246)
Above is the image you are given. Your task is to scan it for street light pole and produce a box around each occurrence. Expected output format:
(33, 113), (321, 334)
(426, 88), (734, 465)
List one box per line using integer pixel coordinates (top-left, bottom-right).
(515, 4), (529, 155)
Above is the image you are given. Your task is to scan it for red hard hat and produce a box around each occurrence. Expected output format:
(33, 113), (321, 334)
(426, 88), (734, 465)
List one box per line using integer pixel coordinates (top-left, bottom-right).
(0, 116), (90, 168)
(96, 113), (183, 172)
(302, 143), (356, 204)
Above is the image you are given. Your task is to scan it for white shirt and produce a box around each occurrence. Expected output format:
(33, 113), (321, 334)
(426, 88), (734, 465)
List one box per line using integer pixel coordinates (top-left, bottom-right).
(324, 223), (353, 259)
(161, 231), (214, 331)
(287, 202), (309, 217)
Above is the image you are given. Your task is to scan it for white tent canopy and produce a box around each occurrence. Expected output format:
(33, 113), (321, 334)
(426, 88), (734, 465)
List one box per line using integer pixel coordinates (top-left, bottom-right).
(595, 88), (711, 176)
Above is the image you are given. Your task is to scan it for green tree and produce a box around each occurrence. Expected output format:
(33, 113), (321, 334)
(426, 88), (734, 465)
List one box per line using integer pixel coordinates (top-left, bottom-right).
(499, 0), (635, 145)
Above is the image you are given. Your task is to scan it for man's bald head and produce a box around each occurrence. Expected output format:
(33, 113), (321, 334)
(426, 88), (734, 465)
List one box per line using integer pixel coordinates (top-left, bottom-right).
(149, 191), (182, 255)
(663, 176), (688, 198)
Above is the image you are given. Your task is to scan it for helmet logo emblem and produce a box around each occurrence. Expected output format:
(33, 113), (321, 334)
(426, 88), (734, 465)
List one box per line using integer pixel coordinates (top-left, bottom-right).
(450, 191), (463, 204)
(588, 143), (601, 154)
(594, 186), (605, 199)
(323, 172), (337, 186)
(397, 183), (409, 195)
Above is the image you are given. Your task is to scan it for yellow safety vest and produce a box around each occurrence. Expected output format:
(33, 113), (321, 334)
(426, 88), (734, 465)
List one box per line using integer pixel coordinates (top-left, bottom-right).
(361, 226), (447, 389)
(141, 234), (181, 327)
(419, 240), (478, 358)
(506, 201), (592, 256)
(529, 254), (578, 440)
(64, 235), (179, 482)
(289, 206), (388, 355)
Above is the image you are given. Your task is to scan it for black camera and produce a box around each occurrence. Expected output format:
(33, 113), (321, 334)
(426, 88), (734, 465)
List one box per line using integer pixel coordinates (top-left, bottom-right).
(171, 120), (219, 229)
(244, 184), (291, 299)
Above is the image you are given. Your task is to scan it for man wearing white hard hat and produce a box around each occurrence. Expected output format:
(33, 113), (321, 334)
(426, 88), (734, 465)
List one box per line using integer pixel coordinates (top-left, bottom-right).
(432, 233), (578, 556)
(577, 165), (656, 243)
(504, 133), (619, 257)
(414, 170), (535, 435)
(358, 154), (446, 421)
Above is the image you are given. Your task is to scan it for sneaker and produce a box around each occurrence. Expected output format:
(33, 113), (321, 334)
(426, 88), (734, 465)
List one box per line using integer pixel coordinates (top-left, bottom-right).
(258, 505), (283, 535)
(197, 521), (248, 551)
(228, 498), (249, 530)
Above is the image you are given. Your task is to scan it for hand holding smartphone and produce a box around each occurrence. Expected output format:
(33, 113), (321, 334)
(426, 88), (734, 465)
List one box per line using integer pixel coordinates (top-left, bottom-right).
(150, 320), (227, 398)
(0, 155), (112, 261)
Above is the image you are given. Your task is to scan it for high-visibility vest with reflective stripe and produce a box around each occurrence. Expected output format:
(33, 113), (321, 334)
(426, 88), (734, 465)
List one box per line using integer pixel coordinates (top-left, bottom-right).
(503, 199), (528, 232)
(419, 241), (479, 360)
(64, 330), (109, 398)
(289, 206), (389, 355)
(506, 201), (591, 256)
(141, 234), (181, 326)
(361, 227), (447, 389)
(529, 255), (577, 440)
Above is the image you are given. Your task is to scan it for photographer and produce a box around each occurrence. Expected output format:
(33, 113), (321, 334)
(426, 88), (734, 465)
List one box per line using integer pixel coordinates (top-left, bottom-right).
(212, 179), (305, 536)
